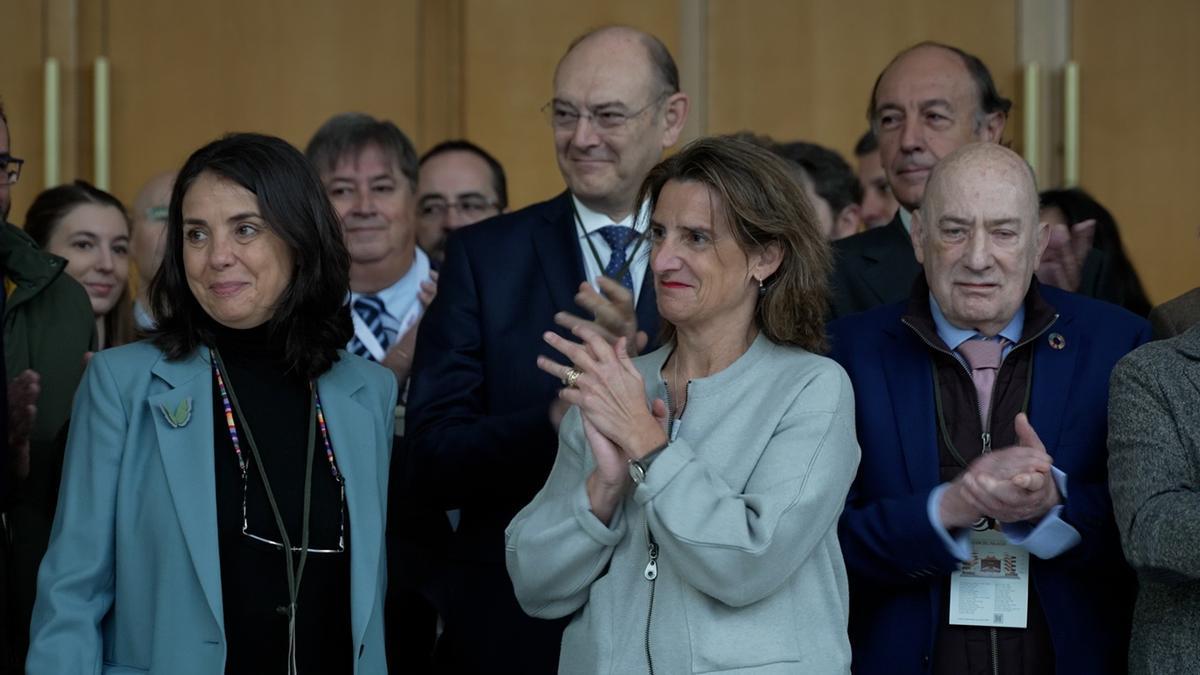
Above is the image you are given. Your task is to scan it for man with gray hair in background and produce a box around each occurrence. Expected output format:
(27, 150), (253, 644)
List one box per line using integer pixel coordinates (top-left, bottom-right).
(830, 42), (1010, 319)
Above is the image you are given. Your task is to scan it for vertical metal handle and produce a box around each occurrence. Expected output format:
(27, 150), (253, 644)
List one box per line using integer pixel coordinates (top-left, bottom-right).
(94, 57), (110, 190)
(44, 58), (60, 187)
(1063, 61), (1080, 187)
(1023, 62), (1041, 179)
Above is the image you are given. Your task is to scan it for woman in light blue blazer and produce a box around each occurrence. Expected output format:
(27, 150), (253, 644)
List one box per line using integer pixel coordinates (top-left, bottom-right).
(27, 134), (397, 674)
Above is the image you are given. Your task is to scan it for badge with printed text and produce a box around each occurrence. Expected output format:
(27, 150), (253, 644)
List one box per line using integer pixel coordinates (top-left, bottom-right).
(948, 528), (1030, 629)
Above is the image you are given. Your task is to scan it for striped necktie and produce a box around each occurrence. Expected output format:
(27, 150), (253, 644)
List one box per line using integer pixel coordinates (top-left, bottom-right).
(352, 295), (397, 359)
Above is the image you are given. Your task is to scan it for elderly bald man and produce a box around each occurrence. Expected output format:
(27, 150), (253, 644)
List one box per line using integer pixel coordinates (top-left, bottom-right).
(829, 143), (1149, 675)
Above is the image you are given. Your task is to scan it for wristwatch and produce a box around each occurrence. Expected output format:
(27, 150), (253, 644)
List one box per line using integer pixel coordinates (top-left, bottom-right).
(628, 443), (668, 484)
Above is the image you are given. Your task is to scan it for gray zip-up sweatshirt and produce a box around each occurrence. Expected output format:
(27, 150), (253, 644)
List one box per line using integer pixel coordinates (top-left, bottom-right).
(506, 335), (860, 674)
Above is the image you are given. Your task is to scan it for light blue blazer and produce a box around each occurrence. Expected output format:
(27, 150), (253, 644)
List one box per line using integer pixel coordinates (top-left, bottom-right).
(26, 342), (397, 674)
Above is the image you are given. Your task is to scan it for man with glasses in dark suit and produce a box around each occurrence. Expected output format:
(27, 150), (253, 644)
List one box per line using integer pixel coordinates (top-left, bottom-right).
(415, 140), (508, 268)
(406, 26), (689, 673)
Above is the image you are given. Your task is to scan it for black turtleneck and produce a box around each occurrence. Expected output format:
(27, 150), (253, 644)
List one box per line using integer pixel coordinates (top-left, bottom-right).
(209, 321), (352, 674)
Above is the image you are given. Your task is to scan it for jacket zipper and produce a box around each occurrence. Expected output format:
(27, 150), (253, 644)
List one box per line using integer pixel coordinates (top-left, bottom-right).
(642, 363), (686, 675)
(643, 523), (659, 675)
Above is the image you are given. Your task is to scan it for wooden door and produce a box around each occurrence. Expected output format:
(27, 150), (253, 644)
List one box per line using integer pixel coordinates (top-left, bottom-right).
(706, 0), (1018, 168)
(97, 0), (421, 210)
(1074, 0), (1200, 303)
(2, 0), (50, 223)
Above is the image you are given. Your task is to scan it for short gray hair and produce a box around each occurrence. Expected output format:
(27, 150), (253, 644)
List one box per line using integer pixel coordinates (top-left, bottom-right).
(305, 112), (418, 189)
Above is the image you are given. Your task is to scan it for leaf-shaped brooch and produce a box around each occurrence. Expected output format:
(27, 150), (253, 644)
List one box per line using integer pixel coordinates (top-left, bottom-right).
(160, 397), (193, 428)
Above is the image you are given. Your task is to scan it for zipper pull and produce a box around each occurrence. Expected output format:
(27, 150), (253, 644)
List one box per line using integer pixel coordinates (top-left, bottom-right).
(644, 542), (659, 580)
(982, 432), (992, 454)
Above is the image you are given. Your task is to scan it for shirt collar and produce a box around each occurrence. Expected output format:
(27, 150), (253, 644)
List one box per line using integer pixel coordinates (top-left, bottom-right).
(899, 206), (913, 234)
(349, 247), (430, 309)
(571, 195), (650, 237)
(929, 292), (1025, 352)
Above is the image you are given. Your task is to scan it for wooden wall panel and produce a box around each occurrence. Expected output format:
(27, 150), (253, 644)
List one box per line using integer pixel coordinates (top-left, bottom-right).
(1074, 0), (1200, 303)
(102, 0), (420, 209)
(1, 0), (48, 223)
(459, 0), (681, 210)
(706, 0), (1017, 168)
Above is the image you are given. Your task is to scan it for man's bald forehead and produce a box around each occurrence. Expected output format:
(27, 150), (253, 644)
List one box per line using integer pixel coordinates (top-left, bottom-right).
(924, 143), (1038, 218)
(134, 171), (177, 213)
(555, 26), (679, 94)
(868, 41), (1011, 126)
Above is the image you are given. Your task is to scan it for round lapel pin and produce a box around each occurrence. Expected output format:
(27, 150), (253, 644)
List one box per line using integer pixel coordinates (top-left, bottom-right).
(1048, 333), (1066, 350)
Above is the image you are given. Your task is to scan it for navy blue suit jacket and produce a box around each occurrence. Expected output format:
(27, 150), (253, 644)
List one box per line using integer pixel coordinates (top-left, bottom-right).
(828, 284), (1149, 674)
(406, 192), (657, 671)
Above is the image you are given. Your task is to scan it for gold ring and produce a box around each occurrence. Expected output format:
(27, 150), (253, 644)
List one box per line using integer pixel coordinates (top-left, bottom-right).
(562, 367), (582, 388)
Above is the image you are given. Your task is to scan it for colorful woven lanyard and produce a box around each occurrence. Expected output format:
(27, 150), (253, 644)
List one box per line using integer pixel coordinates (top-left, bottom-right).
(210, 347), (342, 674)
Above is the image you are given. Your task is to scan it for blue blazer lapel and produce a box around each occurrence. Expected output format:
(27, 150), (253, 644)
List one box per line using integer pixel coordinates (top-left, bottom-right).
(147, 349), (224, 632)
(635, 269), (659, 350)
(532, 193), (586, 315)
(882, 324), (940, 491)
(862, 218), (921, 306)
(317, 362), (382, 651)
(1029, 313), (1077, 450)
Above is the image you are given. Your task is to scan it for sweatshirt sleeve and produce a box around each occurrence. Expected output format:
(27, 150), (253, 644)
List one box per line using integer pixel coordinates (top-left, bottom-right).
(505, 406), (628, 619)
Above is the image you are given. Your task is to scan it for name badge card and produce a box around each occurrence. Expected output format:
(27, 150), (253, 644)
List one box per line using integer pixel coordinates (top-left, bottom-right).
(948, 528), (1030, 629)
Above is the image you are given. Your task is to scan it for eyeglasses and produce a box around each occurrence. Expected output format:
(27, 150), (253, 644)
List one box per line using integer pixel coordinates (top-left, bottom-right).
(0, 155), (24, 186)
(541, 94), (669, 133)
(418, 196), (499, 221)
(243, 478), (346, 554)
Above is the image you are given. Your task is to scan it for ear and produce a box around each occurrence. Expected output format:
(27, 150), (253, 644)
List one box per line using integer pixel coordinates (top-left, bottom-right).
(751, 241), (784, 284)
(1034, 219), (1051, 259)
(660, 93), (691, 148)
(833, 204), (863, 240)
(977, 111), (1007, 143)
(910, 208), (927, 265)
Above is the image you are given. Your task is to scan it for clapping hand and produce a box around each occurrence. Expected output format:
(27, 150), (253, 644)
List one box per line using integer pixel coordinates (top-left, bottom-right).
(554, 277), (648, 358)
(1037, 219), (1096, 292)
(380, 270), (438, 385)
(9, 370), (41, 481)
(537, 326), (667, 523)
(941, 414), (1060, 528)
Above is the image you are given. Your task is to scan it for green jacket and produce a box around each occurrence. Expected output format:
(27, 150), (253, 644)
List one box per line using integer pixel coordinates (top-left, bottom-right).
(3, 221), (96, 448)
(1, 220), (95, 665)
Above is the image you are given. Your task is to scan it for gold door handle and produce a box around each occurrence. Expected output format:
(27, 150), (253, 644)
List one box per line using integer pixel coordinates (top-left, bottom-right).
(44, 58), (60, 187)
(94, 57), (110, 190)
(1063, 61), (1079, 188)
(1023, 62), (1041, 179)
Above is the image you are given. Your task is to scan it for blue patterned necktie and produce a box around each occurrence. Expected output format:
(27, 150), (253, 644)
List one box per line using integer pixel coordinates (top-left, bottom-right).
(352, 295), (398, 359)
(598, 225), (638, 291)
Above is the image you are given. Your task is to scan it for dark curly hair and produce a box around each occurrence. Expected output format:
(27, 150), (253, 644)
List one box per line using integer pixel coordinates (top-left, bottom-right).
(149, 133), (353, 379)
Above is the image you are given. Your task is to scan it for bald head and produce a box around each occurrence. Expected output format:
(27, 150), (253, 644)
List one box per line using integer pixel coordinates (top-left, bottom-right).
(556, 26), (679, 96)
(550, 25), (688, 220)
(912, 143), (1048, 336)
(131, 170), (177, 304)
(923, 143), (1038, 222)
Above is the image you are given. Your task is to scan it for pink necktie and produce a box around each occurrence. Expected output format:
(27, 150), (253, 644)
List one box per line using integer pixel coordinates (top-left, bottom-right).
(957, 337), (1007, 425)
